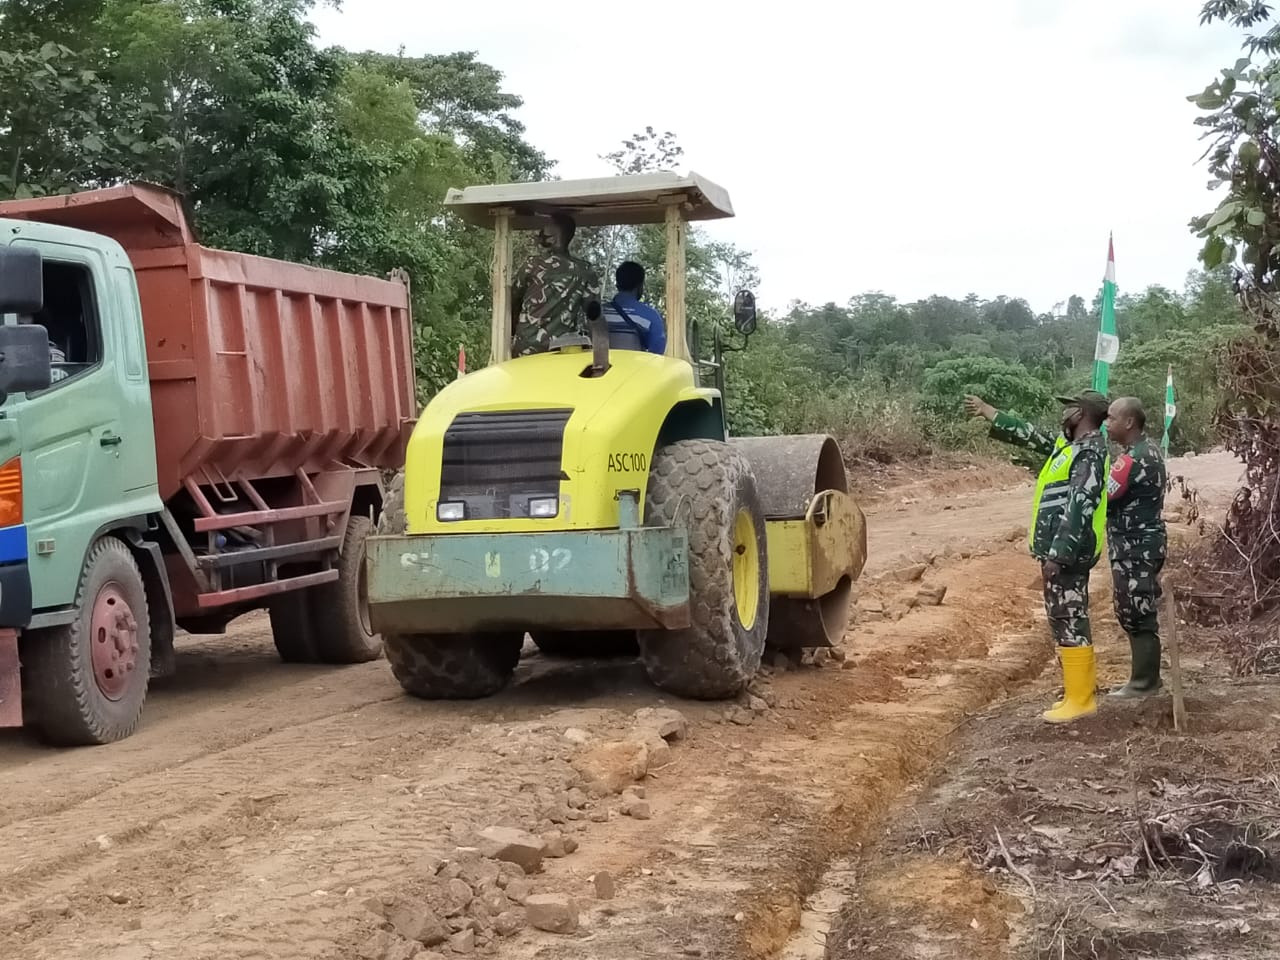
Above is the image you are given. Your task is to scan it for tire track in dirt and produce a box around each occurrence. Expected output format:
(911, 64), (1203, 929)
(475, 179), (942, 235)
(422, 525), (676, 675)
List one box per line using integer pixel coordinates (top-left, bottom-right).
(479, 542), (1054, 960)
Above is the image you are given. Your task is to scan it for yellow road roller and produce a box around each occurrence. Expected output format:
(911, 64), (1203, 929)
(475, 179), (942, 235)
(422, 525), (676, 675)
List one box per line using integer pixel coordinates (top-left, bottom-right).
(364, 171), (867, 699)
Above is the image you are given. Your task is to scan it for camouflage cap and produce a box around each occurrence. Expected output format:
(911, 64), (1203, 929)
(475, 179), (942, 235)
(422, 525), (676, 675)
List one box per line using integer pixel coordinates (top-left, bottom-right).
(1054, 389), (1110, 421)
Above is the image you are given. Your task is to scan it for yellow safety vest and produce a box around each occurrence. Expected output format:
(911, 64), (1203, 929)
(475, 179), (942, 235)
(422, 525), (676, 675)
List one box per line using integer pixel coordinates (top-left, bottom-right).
(1029, 437), (1108, 562)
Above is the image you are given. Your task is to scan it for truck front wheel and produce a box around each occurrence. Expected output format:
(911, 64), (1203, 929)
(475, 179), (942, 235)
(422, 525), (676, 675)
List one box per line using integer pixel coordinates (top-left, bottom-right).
(384, 632), (522, 699)
(22, 536), (152, 745)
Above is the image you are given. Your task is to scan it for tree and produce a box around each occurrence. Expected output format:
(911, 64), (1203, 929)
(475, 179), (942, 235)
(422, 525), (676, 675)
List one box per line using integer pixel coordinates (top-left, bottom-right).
(1188, 2), (1280, 290)
(0, 41), (158, 198)
(349, 50), (548, 182)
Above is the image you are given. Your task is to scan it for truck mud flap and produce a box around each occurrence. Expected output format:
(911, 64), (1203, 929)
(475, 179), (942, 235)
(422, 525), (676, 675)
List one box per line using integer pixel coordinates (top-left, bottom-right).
(0, 628), (21, 727)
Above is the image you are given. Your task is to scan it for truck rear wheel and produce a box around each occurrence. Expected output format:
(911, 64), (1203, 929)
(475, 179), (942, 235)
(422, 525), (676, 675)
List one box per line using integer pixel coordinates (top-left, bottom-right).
(531, 630), (639, 659)
(305, 515), (382, 663)
(637, 440), (769, 699)
(384, 632), (522, 699)
(269, 592), (316, 662)
(22, 536), (152, 745)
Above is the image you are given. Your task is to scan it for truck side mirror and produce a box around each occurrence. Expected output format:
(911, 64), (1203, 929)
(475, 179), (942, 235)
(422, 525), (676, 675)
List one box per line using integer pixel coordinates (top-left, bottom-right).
(0, 247), (43, 315)
(0, 324), (52, 401)
(733, 290), (757, 336)
(0, 247), (52, 401)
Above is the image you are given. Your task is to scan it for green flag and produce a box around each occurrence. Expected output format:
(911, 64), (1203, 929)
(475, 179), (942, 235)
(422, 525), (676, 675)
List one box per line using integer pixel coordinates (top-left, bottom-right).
(1092, 235), (1118, 394)
(1163, 365), (1176, 455)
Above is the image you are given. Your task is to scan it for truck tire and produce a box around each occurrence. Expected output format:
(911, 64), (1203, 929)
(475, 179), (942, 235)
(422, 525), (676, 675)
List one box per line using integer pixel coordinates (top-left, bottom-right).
(305, 515), (382, 663)
(637, 440), (769, 699)
(22, 536), (152, 745)
(531, 630), (640, 659)
(384, 632), (522, 699)
(269, 592), (317, 662)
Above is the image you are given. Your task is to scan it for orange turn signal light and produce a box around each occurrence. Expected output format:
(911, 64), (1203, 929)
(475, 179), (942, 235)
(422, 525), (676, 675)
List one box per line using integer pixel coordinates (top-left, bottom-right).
(0, 458), (22, 528)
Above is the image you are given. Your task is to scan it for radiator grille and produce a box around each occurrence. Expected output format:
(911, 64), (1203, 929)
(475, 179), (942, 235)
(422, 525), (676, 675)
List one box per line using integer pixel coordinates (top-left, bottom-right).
(438, 409), (572, 519)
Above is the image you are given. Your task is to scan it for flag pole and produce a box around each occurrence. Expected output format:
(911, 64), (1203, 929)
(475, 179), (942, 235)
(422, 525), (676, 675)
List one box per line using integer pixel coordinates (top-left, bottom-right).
(1093, 233), (1119, 394)
(1162, 364), (1176, 456)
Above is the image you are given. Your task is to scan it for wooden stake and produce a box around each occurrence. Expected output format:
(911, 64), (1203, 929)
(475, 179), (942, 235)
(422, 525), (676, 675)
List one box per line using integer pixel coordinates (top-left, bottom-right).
(1162, 587), (1187, 732)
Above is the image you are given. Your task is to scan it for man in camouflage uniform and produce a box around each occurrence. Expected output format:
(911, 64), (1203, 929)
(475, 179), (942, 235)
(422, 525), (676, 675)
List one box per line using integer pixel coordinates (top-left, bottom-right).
(965, 390), (1110, 723)
(1103, 397), (1167, 698)
(510, 213), (601, 357)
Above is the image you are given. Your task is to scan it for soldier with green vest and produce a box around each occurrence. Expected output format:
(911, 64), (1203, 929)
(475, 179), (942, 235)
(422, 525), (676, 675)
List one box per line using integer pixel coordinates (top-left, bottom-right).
(964, 390), (1111, 724)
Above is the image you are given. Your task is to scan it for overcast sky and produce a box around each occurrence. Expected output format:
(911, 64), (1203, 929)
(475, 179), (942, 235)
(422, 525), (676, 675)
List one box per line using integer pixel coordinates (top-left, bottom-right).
(312, 1), (1245, 314)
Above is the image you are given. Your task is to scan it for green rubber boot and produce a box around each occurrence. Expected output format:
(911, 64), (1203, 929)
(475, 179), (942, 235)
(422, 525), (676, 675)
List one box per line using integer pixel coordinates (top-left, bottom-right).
(1108, 630), (1162, 698)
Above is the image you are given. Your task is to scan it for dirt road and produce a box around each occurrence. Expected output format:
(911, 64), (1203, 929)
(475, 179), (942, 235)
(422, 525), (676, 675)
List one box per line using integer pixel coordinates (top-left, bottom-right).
(0, 453), (1244, 960)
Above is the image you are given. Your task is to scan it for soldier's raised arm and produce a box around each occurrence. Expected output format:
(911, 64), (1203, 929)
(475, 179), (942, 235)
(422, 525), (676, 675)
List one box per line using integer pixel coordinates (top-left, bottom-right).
(965, 395), (1057, 459)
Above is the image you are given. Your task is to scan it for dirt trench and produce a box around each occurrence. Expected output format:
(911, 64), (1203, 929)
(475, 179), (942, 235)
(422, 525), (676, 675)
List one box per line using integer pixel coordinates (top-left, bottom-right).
(0, 453), (1242, 960)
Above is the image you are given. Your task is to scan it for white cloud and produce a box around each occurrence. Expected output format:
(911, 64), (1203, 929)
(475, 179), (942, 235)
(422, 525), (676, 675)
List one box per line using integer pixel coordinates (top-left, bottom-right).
(313, 0), (1245, 312)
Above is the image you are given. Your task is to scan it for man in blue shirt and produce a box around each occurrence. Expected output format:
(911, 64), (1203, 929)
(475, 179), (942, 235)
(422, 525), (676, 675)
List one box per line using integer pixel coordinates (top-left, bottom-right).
(602, 261), (666, 355)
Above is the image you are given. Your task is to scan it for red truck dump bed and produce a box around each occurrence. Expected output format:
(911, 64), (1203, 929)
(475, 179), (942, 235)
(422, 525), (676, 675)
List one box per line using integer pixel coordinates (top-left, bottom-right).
(0, 183), (415, 501)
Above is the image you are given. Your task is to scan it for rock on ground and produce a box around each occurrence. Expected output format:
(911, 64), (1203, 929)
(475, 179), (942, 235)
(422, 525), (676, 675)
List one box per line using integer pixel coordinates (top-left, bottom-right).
(592, 871), (616, 900)
(916, 584), (948, 606)
(622, 797), (652, 820)
(644, 736), (673, 768)
(493, 908), (526, 937)
(503, 878), (533, 904)
(385, 897), (449, 947)
(525, 893), (579, 934)
(572, 740), (649, 795)
(475, 827), (545, 873)
(631, 706), (688, 741)
(448, 928), (475, 954)
(891, 563), (928, 582)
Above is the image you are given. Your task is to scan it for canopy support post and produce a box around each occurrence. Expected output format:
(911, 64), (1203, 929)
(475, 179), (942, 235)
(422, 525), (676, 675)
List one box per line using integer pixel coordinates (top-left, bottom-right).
(489, 208), (513, 365)
(663, 200), (688, 363)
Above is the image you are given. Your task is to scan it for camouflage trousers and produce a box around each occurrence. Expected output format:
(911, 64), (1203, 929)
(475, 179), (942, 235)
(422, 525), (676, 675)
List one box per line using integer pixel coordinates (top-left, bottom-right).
(1111, 557), (1164, 639)
(1041, 561), (1093, 648)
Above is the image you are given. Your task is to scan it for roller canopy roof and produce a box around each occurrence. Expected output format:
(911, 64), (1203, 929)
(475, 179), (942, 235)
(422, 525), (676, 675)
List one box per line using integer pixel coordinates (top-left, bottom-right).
(444, 171), (734, 229)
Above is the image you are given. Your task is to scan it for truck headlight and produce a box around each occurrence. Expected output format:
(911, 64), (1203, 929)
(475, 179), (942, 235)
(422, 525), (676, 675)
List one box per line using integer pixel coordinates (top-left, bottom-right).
(437, 501), (466, 522)
(528, 497), (559, 519)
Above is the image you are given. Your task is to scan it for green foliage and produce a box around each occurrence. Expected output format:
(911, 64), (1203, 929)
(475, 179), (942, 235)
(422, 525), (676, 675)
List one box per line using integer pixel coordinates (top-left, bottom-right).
(1189, 3), (1280, 284)
(755, 268), (1245, 455)
(0, 40), (167, 197)
(920, 356), (1053, 422)
(0, 0), (1251, 461)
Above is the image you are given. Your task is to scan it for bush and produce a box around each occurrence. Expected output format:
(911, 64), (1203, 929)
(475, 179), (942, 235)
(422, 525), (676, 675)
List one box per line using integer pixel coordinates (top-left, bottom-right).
(788, 383), (932, 463)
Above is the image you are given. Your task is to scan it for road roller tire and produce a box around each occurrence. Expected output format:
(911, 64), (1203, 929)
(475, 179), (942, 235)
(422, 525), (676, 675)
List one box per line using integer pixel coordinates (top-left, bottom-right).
(638, 439), (768, 699)
(385, 632), (523, 699)
(531, 630), (640, 659)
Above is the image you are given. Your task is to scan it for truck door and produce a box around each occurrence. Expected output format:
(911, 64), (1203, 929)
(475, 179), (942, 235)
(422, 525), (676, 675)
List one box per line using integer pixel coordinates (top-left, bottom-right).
(13, 238), (132, 609)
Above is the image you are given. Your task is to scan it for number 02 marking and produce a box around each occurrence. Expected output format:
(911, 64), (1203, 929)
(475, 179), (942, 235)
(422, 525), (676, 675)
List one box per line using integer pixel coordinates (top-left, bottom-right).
(529, 548), (572, 572)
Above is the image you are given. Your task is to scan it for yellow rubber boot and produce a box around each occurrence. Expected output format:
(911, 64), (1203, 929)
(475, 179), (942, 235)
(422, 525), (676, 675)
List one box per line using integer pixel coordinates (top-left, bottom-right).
(1042, 646), (1097, 724)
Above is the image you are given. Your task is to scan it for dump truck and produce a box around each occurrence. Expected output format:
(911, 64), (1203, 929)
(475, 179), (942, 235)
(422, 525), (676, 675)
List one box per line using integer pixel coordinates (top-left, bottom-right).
(0, 183), (415, 745)
(365, 171), (867, 700)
